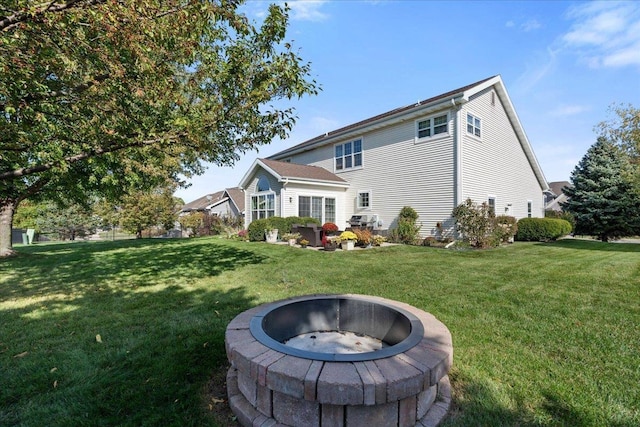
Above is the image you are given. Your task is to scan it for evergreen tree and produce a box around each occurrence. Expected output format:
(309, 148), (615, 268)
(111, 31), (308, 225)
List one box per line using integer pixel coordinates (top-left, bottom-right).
(563, 137), (640, 241)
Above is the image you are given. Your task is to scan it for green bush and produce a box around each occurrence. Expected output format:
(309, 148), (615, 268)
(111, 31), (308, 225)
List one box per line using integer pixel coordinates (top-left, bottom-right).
(247, 216), (322, 241)
(493, 215), (518, 243)
(452, 198), (495, 248)
(247, 218), (271, 241)
(390, 206), (421, 244)
(515, 218), (572, 241)
(545, 210), (576, 232)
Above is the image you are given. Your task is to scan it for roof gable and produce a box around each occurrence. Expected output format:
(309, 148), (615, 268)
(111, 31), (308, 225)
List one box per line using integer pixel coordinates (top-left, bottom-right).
(269, 75), (548, 191)
(181, 190), (225, 212)
(239, 159), (348, 189)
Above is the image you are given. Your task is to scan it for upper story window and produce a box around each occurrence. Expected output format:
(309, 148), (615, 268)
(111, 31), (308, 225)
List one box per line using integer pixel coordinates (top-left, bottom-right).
(335, 139), (363, 171)
(415, 113), (448, 142)
(527, 201), (532, 218)
(467, 113), (481, 138)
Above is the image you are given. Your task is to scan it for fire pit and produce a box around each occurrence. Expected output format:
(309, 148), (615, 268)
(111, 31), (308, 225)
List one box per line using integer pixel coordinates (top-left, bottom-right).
(225, 294), (453, 426)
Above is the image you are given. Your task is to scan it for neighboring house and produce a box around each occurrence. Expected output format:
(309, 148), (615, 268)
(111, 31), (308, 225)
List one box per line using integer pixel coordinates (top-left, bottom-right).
(239, 75), (548, 237)
(180, 187), (245, 219)
(545, 181), (571, 212)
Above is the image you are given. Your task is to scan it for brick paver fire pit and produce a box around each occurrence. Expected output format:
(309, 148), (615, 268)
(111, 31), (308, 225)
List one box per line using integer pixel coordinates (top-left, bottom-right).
(225, 294), (453, 426)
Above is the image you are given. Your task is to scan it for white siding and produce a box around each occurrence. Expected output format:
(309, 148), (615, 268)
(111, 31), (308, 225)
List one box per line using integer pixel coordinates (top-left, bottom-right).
(461, 88), (544, 218)
(288, 110), (457, 236)
(280, 184), (347, 225)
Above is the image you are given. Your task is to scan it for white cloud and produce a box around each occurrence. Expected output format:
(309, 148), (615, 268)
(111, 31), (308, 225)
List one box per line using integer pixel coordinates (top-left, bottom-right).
(505, 20), (515, 28)
(287, 0), (329, 22)
(521, 19), (541, 32)
(562, 1), (640, 68)
(550, 104), (590, 117)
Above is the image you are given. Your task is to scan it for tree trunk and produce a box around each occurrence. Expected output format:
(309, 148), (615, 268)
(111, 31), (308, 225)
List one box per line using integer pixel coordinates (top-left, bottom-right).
(0, 199), (17, 257)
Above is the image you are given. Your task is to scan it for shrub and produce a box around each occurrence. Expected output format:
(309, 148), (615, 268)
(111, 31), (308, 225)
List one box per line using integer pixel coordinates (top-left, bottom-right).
(452, 198), (495, 248)
(515, 218), (572, 241)
(247, 218), (271, 241)
(493, 215), (518, 243)
(247, 216), (321, 241)
(390, 206), (421, 244)
(545, 210), (576, 232)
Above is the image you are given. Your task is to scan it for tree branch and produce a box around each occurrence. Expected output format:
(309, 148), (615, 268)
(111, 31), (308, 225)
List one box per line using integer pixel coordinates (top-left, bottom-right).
(0, 135), (182, 181)
(1, 0), (105, 33)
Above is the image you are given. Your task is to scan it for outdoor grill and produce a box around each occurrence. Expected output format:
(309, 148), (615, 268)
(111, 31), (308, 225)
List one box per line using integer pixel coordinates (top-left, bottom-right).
(347, 215), (368, 228)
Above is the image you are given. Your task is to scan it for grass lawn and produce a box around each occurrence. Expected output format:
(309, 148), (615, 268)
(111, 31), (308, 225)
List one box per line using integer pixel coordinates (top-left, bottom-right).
(1, 237), (639, 426)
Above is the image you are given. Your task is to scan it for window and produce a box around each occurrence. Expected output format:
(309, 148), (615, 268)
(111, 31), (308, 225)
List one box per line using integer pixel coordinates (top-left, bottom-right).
(488, 197), (496, 216)
(416, 113), (448, 141)
(251, 175), (275, 220)
(467, 113), (481, 138)
(527, 201), (532, 218)
(257, 175), (270, 192)
(335, 139), (363, 171)
(251, 193), (275, 219)
(299, 196), (336, 223)
(358, 191), (371, 210)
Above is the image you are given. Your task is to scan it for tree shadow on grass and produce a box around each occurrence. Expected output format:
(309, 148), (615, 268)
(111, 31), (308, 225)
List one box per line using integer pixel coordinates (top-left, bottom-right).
(0, 238), (268, 426)
(536, 238), (640, 253)
(0, 239), (267, 426)
(0, 238), (267, 299)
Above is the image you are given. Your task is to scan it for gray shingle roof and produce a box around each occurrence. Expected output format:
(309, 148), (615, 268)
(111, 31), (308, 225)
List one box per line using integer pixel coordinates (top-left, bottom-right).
(260, 158), (347, 183)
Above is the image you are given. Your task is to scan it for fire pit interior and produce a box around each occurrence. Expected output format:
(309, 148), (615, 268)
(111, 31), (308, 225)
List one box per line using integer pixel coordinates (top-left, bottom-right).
(225, 294), (453, 427)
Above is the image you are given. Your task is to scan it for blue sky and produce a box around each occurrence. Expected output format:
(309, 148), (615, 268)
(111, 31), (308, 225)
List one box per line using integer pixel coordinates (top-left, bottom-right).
(175, 0), (640, 203)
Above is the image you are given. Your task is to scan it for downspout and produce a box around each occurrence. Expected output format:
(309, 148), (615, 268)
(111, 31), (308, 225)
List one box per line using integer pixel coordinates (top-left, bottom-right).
(452, 98), (464, 239)
(281, 178), (289, 217)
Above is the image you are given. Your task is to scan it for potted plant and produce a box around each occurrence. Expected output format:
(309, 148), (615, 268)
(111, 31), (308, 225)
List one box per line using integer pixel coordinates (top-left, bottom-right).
(282, 232), (301, 246)
(265, 226), (278, 243)
(371, 234), (386, 246)
(299, 238), (309, 248)
(339, 230), (358, 251)
(353, 228), (372, 247)
(321, 222), (339, 236)
(322, 235), (339, 251)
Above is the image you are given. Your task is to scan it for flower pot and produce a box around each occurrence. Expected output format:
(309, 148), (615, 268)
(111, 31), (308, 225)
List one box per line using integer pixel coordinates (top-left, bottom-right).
(288, 239), (297, 246)
(323, 242), (337, 251)
(341, 240), (355, 251)
(265, 229), (278, 243)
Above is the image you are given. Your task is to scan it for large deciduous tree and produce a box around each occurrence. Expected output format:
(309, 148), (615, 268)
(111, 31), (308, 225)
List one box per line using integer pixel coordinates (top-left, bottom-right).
(563, 137), (640, 242)
(0, 0), (318, 256)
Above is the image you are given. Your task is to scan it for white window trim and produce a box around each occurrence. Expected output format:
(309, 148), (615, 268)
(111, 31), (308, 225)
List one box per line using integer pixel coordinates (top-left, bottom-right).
(487, 195), (496, 216)
(357, 190), (372, 210)
(334, 137), (364, 172)
(297, 194), (336, 224)
(250, 190), (276, 221)
(414, 112), (450, 144)
(466, 112), (482, 140)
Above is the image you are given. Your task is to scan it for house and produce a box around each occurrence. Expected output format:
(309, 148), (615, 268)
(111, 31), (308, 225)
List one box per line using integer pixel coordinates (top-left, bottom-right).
(180, 187), (245, 219)
(545, 181), (571, 212)
(239, 75), (548, 237)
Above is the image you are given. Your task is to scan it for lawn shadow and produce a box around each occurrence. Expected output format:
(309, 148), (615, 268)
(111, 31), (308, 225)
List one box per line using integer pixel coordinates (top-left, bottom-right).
(0, 238), (266, 299)
(0, 239), (264, 425)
